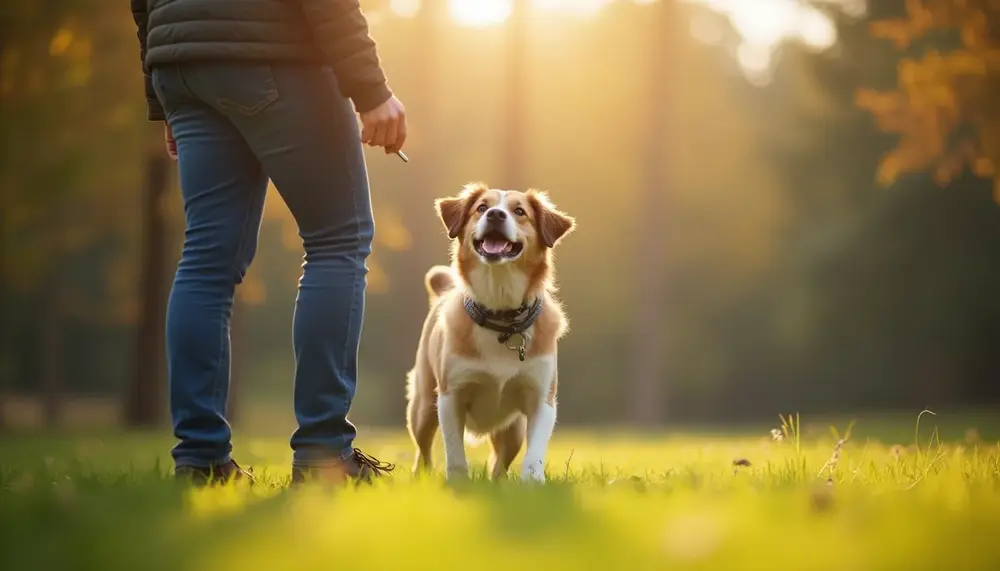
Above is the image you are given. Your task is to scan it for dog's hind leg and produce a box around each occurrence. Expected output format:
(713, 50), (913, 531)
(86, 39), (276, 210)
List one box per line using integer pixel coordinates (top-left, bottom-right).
(406, 369), (439, 474)
(488, 416), (526, 480)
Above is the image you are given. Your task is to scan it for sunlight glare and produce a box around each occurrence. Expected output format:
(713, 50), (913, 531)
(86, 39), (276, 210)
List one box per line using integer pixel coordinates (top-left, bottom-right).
(689, 13), (725, 46)
(797, 6), (837, 50)
(835, 0), (868, 18)
(533, 0), (610, 17)
(736, 43), (773, 84)
(689, 0), (860, 82)
(389, 0), (421, 18)
(449, 0), (513, 27)
(726, 0), (797, 51)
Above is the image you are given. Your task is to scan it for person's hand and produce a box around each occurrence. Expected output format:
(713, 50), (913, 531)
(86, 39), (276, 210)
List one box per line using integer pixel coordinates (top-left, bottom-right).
(359, 95), (407, 155)
(164, 123), (178, 160)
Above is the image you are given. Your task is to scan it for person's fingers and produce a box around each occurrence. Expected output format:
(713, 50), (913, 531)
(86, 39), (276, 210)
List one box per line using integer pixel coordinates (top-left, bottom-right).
(164, 126), (178, 160)
(396, 113), (408, 151)
(382, 117), (399, 151)
(385, 118), (404, 154)
(370, 120), (387, 149)
(361, 115), (377, 145)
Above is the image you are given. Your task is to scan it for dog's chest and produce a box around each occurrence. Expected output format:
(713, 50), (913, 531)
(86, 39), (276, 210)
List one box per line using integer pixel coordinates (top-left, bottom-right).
(449, 326), (555, 432)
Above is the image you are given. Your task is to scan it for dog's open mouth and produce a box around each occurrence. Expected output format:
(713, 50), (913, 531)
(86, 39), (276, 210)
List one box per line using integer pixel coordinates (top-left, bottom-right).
(474, 232), (523, 260)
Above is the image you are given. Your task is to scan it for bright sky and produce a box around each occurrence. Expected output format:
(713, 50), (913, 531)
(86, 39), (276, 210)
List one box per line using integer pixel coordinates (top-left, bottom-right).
(691, 0), (866, 83)
(383, 0), (868, 83)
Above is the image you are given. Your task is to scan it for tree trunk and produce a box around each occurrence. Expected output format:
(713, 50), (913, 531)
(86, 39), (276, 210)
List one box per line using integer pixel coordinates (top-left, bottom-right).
(227, 295), (245, 426)
(39, 293), (64, 427)
(628, 0), (678, 427)
(503, 0), (529, 189)
(125, 152), (170, 427)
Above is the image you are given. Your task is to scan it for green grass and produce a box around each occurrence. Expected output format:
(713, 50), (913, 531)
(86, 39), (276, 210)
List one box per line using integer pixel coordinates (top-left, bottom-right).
(2, 412), (1000, 571)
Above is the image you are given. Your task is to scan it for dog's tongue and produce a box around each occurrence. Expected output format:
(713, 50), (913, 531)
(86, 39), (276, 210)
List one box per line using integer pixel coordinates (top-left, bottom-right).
(482, 237), (509, 255)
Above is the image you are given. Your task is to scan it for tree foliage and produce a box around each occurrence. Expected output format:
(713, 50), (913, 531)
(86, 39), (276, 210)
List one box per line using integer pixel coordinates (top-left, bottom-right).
(1, 2), (148, 322)
(856, 0), (1000, 201)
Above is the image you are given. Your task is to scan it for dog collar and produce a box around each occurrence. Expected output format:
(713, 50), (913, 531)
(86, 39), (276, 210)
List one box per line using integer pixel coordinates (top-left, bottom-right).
(463, 296), (543, 362)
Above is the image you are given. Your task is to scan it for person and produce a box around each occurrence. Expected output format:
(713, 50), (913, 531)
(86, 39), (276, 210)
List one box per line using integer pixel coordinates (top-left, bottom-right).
(130, 0), (406, 486)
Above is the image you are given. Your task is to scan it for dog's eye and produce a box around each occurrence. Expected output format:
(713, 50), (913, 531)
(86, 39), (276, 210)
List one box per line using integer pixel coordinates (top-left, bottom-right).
(514, 207), (526, 217)
(477, 204), (488, 213)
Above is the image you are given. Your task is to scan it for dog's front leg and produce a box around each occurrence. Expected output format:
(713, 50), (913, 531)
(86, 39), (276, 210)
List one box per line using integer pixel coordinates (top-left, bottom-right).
(521, 398), (556, 483)
(437, 392), (469, 479)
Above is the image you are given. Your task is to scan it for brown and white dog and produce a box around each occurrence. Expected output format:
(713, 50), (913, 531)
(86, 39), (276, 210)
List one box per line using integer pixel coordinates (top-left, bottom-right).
(406, 182), (575, 482)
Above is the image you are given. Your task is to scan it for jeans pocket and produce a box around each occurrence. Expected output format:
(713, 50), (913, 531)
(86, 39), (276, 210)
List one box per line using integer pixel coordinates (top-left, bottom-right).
(213, 64), (280, 116)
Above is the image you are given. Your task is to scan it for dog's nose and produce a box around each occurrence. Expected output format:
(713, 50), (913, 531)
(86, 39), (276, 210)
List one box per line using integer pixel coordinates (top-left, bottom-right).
(486, 208), (507, 221)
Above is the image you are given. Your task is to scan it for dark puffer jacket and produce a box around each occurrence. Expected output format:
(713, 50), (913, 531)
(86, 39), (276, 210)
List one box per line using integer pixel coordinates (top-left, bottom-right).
(130, 0), (392, 121)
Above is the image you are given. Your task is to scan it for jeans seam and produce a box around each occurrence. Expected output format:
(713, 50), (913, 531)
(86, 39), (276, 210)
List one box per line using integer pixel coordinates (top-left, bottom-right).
(174, 64), (198, 99)
(210, 174), (259, 421)
(217, 91), (278, 116)
(337, 154), (367, 458)
(215, 64), (280, 116)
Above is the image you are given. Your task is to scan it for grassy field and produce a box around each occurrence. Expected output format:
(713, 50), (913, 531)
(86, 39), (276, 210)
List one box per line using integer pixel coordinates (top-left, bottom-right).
(2, 412), (999, 571)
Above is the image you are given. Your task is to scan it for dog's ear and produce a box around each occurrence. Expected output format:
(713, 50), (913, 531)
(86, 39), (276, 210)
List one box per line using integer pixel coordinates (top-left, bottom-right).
(528, 190), (575, 248)
(435, 182), (487, 239)
(436, 196), (466, 239)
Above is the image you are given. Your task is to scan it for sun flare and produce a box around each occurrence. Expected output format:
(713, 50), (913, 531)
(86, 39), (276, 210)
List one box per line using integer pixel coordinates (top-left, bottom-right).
(389, 0), (866, 83)
(448, 0), (513, 27)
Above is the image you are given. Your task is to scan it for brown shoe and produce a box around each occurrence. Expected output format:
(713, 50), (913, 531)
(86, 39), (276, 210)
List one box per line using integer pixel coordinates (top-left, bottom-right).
(174, 460), (256, 487)
(291, 448), (394, 486)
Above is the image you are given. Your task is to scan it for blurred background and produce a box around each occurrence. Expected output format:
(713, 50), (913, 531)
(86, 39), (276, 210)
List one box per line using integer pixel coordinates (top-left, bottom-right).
(1, 0), (998, 434)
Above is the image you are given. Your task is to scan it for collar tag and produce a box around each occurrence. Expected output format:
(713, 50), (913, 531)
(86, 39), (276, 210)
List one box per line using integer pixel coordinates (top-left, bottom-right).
(501, 332), (528, 361)
(464, 296), (542, 362)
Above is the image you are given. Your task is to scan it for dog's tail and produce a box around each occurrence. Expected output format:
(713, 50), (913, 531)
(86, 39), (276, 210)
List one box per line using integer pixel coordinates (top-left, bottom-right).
(424, 265), (456, 301)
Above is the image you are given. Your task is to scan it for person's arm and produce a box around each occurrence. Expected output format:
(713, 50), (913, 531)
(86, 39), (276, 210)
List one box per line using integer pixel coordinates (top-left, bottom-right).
(130, 0), (165, 121)
(299, 0), (393, 112)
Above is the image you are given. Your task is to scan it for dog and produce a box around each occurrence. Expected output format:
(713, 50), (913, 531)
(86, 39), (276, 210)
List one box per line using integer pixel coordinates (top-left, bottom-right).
(406, 182), (575, 482)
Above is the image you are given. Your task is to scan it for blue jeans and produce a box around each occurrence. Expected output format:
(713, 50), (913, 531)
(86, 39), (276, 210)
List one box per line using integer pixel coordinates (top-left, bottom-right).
(151, 63), (374, 468)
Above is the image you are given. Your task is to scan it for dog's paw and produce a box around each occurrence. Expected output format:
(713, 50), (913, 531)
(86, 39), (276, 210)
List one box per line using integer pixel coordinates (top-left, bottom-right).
(521, 460), (546, 484)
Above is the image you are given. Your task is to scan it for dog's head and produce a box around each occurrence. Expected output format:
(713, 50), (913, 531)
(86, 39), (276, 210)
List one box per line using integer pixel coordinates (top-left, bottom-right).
(435, 182), (575, 269)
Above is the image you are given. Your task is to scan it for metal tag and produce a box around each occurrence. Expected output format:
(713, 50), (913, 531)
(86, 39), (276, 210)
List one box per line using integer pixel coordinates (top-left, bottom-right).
(502, 333), (528, 361)
(503, 333), (526, 350)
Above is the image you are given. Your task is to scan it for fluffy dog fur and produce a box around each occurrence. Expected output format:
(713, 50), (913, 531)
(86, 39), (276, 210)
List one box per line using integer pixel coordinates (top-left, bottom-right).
(406, 182), (575, 482)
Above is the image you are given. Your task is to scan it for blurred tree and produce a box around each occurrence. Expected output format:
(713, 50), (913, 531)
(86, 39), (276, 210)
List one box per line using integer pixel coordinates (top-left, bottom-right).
(229, 294), (247, 426)
(1, 2), (148, 423)
(504, 0), (528, 190)
(741, 8), (898, 415)
(124, 153), (170, 427)
(628, 0), (677, 426)
(856, 0), (1000, 201)
(229, 260), (269, 425)
(760, 5), (1000, 415)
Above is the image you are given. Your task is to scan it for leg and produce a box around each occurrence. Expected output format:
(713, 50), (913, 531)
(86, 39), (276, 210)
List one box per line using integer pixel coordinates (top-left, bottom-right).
(437, 392), (469, 479)
(489, 416), (526, 480)
(521, 400), (556, 483)
(151, 66), (268, 469)
(182, 63), (375, 466)
(406, 370), (439, 473)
